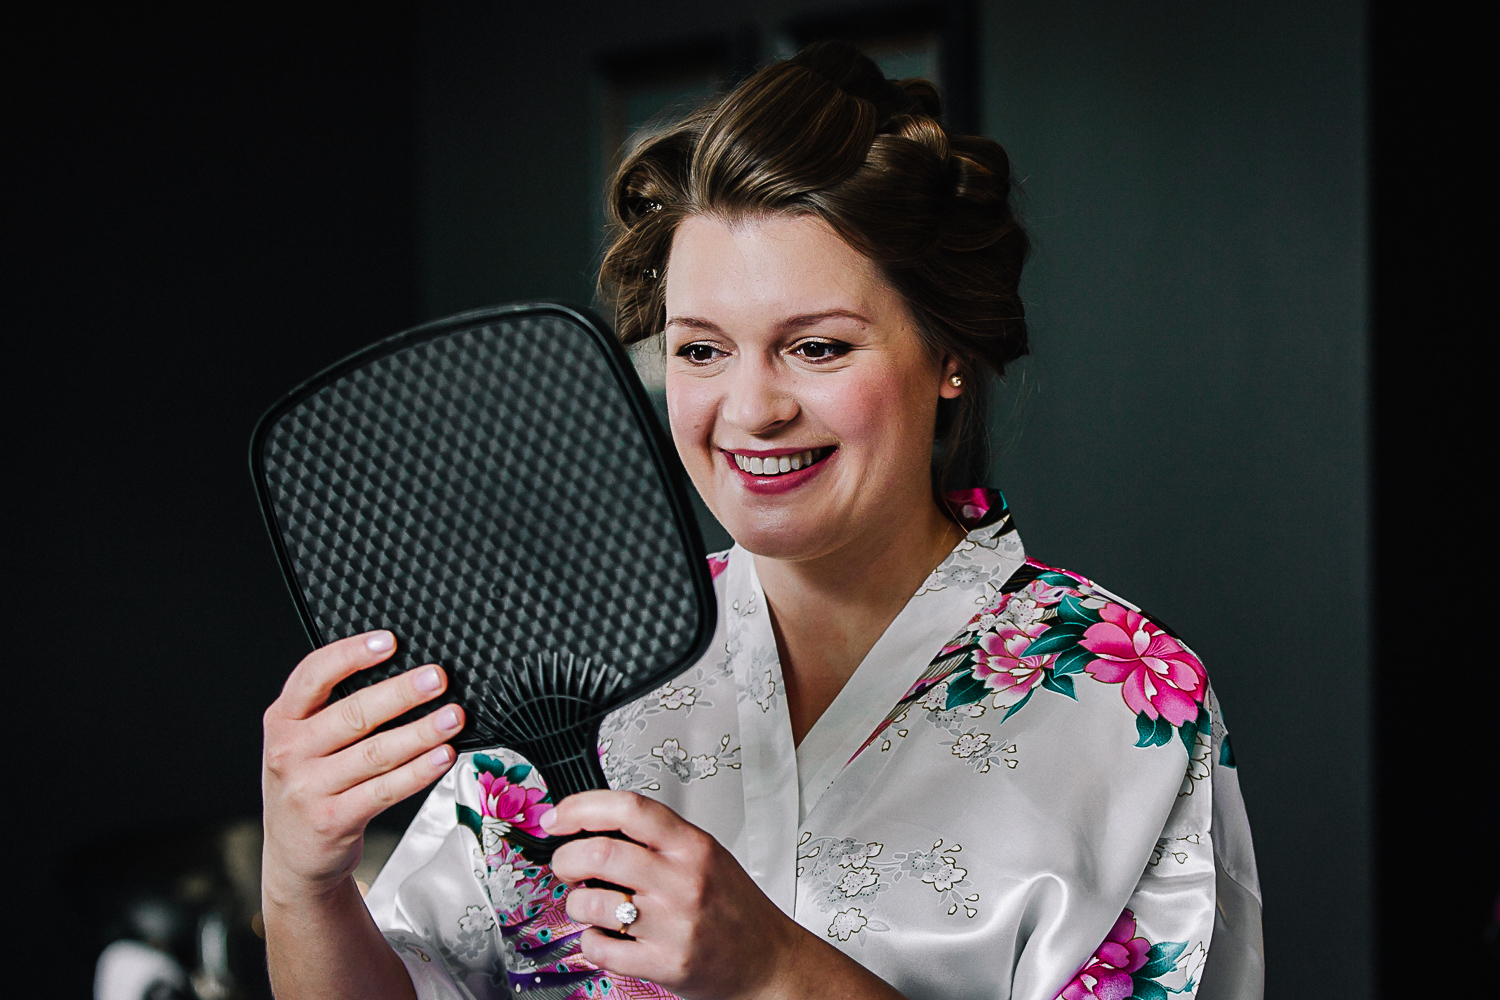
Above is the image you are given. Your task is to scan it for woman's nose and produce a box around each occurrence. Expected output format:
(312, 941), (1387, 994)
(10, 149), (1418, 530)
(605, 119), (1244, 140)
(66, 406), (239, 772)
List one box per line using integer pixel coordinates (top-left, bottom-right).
(720, 357), (798, 436)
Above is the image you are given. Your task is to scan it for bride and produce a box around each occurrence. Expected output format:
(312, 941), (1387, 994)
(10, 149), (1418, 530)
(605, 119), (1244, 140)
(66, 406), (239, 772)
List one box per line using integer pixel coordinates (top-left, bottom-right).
(258, 42), (1262, 1000)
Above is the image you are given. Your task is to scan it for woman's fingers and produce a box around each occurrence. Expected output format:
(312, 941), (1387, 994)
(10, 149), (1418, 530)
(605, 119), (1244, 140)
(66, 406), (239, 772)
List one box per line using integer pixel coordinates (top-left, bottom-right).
(303, 662), (450, 755)
(551, 829), (665, 886)
(322, 702), (466, 793)
(542, 790), (687, 852)
(564, 885), (638, 933)
(340, 741), (459, 821)
(546, 791), (711, 910)
(275, 630), (398, 719)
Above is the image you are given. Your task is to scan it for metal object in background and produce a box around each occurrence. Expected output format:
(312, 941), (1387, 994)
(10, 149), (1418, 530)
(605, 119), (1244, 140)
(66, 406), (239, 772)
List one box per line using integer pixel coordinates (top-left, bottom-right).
(91, 821), (277, 1000)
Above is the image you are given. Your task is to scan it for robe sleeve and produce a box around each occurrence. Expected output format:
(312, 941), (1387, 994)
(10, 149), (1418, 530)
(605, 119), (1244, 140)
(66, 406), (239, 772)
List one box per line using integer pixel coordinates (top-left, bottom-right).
(365, 753), (631, 999)
(1053, 687), (1264, 1000)
(1194, 700), (1265, 1000)
(363, 762), (491, 1000)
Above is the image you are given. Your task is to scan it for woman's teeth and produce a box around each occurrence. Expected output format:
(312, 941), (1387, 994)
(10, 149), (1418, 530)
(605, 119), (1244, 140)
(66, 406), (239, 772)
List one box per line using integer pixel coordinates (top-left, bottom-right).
(733, 449), (824, 476)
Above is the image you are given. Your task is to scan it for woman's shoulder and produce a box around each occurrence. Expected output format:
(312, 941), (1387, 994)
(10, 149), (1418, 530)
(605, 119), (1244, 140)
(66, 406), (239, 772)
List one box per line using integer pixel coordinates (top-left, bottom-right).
(908, 555), (1215, 754)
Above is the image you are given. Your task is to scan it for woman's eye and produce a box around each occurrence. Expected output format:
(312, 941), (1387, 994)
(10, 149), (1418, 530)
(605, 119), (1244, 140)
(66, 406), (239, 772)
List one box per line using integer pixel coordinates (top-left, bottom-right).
(677, 343), (723, 364)
(793, 340), (850, 362)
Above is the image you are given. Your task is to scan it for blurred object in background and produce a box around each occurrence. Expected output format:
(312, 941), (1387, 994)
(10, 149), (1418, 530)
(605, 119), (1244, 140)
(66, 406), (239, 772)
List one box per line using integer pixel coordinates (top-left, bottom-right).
(87, 822), (260, 1000)
(94, 941), (189, 1000)
(89, 820), (401, 1000)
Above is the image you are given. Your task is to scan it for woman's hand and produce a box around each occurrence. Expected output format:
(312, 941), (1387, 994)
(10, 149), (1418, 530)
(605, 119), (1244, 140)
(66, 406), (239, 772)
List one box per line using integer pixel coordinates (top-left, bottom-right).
(261, 630), (465, 900)
(546, 792), (906, 1000)
(260, 630), (463, 998)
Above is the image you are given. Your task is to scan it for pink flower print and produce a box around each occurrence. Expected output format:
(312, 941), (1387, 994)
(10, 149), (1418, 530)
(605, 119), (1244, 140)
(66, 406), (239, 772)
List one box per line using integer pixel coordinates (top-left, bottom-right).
(972, 630), (1050, 698)
(707, 553), (729, 579)
(478, 771), (550, 837)
(1080, 604), (1206, 727)
(1059, 910), (1151, 1000)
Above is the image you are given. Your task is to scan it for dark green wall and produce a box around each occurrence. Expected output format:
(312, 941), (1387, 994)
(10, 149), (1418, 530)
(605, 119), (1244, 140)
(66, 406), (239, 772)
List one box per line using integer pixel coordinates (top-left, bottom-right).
(416, 3), (1369, 995)
(984, 3), (1369, 995)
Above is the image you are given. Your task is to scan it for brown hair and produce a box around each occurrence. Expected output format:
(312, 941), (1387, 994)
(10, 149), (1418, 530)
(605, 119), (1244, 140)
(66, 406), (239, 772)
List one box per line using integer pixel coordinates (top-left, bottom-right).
(598, 41), (1030, 491)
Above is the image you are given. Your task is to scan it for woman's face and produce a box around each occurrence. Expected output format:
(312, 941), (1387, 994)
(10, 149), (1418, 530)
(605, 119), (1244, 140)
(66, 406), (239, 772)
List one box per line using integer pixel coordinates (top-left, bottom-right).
(663, 213), (961, 562)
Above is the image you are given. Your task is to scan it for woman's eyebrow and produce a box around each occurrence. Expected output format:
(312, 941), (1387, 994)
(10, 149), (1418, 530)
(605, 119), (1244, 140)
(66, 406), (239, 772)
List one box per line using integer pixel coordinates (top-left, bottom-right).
(665, 315), (722, 332)
(665, 309), (872, 334)
(780, 308), (871, 331)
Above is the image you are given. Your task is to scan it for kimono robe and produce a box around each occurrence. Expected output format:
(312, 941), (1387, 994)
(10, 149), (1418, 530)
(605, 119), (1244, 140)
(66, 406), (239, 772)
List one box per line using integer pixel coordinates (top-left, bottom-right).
(366, 490), (1263, 1000)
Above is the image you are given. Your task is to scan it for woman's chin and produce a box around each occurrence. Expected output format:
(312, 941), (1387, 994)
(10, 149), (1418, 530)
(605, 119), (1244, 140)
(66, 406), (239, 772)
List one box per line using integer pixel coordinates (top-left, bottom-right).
(716, 514), (851, 563)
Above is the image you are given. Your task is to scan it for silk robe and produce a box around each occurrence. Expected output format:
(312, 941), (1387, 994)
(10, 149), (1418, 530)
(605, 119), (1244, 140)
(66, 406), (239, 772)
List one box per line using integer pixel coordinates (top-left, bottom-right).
(366, 492), (1263, 999)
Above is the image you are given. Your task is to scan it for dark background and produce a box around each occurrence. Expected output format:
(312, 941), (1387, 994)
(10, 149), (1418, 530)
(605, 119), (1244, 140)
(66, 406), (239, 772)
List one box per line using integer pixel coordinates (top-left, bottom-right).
(5, 2), (1488, 998)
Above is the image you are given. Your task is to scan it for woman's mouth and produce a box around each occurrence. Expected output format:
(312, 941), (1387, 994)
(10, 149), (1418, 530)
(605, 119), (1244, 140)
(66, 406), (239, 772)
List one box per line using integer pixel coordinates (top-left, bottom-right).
(722, 446), (836, 495)
(729, 447), (833, 477)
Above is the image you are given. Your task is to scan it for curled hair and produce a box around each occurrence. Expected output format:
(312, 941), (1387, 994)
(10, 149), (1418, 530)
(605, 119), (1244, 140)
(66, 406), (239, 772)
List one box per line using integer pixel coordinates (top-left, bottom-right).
(599, 41), (1030, 491)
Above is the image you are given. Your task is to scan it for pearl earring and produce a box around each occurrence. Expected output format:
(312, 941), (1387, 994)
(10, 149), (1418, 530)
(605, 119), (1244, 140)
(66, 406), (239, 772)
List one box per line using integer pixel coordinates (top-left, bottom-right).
(949, 374), (964, 388)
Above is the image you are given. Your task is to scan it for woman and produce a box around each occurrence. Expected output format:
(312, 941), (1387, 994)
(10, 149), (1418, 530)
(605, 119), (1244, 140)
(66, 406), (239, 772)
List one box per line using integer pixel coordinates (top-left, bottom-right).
(260, 43), (1262, 1000)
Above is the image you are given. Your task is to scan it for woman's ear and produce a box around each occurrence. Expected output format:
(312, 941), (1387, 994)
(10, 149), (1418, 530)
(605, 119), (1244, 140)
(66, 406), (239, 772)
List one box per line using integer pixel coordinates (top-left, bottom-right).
(939, 356), (964, 400)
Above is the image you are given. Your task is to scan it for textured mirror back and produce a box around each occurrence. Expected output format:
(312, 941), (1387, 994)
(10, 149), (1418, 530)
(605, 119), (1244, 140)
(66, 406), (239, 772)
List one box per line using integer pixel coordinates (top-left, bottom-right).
(253, 303), (715, 775)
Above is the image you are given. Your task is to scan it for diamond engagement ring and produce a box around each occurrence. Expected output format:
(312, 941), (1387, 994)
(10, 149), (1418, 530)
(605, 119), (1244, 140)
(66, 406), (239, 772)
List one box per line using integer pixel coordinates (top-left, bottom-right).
(615, 896), (639, 931)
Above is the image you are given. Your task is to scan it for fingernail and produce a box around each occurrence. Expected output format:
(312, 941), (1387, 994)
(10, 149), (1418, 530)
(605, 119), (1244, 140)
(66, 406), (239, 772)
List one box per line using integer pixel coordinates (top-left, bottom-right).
(540, 808), (558, 831)
(436, 706), (460, 731)
(414, 667), (442, 693)
(365, 631), (394, 652)
(427, 746), (454, 768)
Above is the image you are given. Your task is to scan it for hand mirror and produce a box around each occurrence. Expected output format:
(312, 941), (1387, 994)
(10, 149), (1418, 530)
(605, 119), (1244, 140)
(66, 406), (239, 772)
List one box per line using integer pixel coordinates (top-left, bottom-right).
(251, 302), (716, 862)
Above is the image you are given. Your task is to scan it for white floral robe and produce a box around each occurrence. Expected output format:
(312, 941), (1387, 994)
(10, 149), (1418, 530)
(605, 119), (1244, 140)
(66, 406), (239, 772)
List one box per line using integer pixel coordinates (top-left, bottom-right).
(366, 491), (1263, 1000)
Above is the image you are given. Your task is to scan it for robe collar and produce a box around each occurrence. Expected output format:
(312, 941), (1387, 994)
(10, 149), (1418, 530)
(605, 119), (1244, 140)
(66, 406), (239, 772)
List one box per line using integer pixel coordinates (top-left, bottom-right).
(719, 488), (1025, 911)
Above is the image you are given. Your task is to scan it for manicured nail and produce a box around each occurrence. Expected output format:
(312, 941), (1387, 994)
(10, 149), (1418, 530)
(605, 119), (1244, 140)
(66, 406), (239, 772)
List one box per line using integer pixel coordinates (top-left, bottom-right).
(414, 667), (442, 693)
(436, 706), (461, 731)
(365, 631), (394, 652)
(540, 808), (558, 832)
(427, 746), (454, 768)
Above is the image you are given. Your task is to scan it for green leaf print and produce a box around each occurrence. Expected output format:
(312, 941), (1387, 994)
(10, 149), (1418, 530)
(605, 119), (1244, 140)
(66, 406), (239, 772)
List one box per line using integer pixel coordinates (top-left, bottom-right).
(473, 754), (507, 778)
(1055, 594), (1101, 625)
(945, 670), (990, 709)
(1220, 733), (1237, 767)
(1130, 978), (1169, 1000)
(1040, 672), (1076, 699)
(1022, 624), (1087, 657)
(1178, 704), (1211, 755)
(1136, 940), (1187, 979)
(1034, 570), (1080, 588)
(1134, 712), (1174, 748)
(1051, 643), (1094, 676)
(457, 804), (483, 842)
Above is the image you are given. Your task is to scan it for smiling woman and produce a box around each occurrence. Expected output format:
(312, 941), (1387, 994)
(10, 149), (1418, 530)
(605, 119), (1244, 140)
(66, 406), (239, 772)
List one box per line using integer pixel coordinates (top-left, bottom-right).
(260, 41), (1262, 1000)
(664, 214), (959, 562)
(603, 47), (1030, 500)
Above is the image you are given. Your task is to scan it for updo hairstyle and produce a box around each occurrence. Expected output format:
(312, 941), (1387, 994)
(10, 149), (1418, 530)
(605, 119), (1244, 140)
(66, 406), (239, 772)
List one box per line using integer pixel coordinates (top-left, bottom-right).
(598, 41), (1030, 491)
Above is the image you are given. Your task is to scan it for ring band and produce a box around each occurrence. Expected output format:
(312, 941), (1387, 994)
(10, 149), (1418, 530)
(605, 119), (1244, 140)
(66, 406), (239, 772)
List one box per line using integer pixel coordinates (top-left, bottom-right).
(614, 895), (638, 931)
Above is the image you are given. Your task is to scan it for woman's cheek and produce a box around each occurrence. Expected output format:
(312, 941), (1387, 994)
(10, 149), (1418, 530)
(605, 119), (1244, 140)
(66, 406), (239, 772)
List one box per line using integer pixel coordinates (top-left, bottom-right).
(667, 381), (722, 482)
(806, 369), (907, 455)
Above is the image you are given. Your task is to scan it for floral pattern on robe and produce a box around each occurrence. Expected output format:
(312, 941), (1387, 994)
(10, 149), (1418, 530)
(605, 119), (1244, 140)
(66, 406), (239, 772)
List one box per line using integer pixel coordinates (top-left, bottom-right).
(365, 491), (1263, 1000)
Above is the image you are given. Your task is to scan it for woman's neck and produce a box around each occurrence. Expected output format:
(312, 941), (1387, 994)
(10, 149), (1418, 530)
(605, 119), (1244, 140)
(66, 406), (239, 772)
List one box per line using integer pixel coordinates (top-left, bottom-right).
(753, 495), (962, 746)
